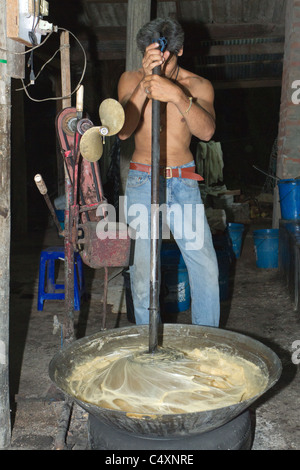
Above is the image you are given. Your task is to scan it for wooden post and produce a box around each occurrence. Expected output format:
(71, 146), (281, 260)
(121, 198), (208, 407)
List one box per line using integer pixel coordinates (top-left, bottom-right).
(57, 30), (72, 196)
(274, 0), (300, 227)
(11, 80), (27, 235)
(59, 30), (75, 344)
(0, 0), (12, 448)
(60, 31), (71, 109)
(0, 69), (11, 451)
(126, 0), (151, 71)
(120, 0), (151, 196)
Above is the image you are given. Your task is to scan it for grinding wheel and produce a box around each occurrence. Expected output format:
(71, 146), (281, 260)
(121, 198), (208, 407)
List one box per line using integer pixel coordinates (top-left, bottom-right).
(61, 111), (78, 137)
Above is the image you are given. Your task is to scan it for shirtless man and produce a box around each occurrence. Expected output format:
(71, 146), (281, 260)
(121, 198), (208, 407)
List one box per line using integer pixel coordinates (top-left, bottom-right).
(118, 18), (220, 327)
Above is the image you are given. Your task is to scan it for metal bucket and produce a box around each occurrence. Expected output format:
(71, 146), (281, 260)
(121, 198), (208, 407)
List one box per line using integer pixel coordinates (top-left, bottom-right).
(49, 324), (281, 438)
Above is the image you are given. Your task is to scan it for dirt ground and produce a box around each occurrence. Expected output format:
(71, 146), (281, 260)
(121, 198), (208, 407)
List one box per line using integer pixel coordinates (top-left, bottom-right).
(5, 220), (300, 450)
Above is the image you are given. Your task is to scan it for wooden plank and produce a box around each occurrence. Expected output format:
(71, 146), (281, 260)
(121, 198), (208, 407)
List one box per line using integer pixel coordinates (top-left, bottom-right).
(198, 41), (284, 56)
(89, 26), (127, 40)
(73, 37), (284, 62)
(78, 23), (285, 45)
(126, 0), (151, 71)
(11, 79), (27, 234)
(94, 23), (285, 41)
(6, 0), (19, 41)
(197, 58), (283, 68)
(83, 0), (184, 2)
(182, 23), (285, 41)
(6, 0), (32, 46)
(0, 0), (12, 450)
(60, 31), (71, 108)
(212, 78), (282, 89)
(6, 39), (25, 79)
(119, 0), (150, 196)
(84, 0), (128, 2)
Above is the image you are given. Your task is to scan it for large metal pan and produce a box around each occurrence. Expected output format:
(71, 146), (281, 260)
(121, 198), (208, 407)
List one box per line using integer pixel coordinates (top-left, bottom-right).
(49, 324), (281, 438)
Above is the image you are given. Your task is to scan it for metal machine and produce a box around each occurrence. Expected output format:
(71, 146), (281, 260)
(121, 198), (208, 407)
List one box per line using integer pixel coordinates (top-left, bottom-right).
(35, 88), (131, 338)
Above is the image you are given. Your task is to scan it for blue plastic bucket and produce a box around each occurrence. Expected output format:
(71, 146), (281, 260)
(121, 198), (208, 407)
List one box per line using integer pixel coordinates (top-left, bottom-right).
(162, 268), (191, 313)
(161, 243), (190, 313)
(278, 179), (300, 220)
(227, 223), (245, 258)
(253, 229), (279, 268)
(285, 221), (300, 234)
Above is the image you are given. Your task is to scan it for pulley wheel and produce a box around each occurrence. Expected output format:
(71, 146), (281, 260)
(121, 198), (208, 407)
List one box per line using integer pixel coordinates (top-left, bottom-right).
(61, 111), (78, 136)
(99, 98), (125, 136)
(79, 127), (103, 162)
(77, 118), (94, 135)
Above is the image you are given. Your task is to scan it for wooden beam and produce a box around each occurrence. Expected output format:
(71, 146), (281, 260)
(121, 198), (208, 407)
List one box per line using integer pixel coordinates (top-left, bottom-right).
(71, 41), (283, 63)
(198, 41), (284, 56)
(60, 31), (71, 108)
(126, 0), (151, 70)
(0, 0), (12, 449)
(72, 35), (284, 62)
(83, 0), (128, 2)
(196, 58), (283, 68)
(82, 0), (179, 2)
(119, 0), (151, 196)
(182, 23), (285, 41)
(83, 0), (256, 2)
(213, 78), (282, 89)
(82, 23), (285, 42)
(91, 26), (127, 40)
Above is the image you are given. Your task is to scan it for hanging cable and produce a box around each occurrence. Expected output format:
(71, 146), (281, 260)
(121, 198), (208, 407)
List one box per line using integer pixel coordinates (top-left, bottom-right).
(0, 30), (54, 55)
(1, 26), (87, 103)
(19, 27), (87, 103)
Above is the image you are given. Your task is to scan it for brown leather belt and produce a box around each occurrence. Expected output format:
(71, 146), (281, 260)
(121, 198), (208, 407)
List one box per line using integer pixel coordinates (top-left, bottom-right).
(129, 162), (204, 181)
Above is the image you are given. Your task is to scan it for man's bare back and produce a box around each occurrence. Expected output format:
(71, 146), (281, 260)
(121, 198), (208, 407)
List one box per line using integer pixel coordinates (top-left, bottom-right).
(118, 42), (216, 168)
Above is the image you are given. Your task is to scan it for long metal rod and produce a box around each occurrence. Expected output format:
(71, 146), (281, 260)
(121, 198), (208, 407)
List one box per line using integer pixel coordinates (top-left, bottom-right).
(149, 53), (161, 354)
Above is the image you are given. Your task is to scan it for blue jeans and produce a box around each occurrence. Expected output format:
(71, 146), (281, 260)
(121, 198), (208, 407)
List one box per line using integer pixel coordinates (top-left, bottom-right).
(125, 161), (220, 327)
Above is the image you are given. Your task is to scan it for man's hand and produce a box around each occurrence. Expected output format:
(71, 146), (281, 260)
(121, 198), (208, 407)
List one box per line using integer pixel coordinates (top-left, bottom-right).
(141, 43), (179, 102)
(141, 42), (168, 77)
(142, 74), (180, 103)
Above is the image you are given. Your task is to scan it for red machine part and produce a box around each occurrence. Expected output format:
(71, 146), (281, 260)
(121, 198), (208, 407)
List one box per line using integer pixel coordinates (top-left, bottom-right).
(55, 106), (131, 331)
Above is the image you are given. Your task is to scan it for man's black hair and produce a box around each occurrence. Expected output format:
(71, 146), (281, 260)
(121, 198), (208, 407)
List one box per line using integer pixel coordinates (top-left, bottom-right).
(136, 17), (184, 55)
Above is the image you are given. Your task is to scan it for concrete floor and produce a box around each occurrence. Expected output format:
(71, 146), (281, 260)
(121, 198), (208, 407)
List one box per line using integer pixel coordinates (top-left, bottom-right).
(5, 221), (300, 450)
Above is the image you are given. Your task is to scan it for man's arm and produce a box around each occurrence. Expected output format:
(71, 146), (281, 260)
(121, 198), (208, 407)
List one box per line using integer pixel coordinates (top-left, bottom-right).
(118, 43), (165, 140)
(143, 74), (216, 142)
(117, 71), (147, 140)
(174, 78), (216, 142)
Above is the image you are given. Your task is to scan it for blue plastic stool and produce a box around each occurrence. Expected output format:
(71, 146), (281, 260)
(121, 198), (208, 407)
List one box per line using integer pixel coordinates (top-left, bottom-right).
(37, 246), (85, 311)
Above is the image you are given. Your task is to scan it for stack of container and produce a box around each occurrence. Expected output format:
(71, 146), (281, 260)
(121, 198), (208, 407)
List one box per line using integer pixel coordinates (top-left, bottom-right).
(277, 179), (300, 310)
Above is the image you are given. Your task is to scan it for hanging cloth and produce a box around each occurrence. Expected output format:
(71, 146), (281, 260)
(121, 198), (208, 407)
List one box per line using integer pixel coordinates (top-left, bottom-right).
(196, 141), (224, 186)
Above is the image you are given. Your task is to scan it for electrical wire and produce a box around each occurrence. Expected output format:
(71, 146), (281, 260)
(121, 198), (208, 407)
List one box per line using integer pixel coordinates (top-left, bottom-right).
(28, 1), (40, 45)
(1, 24), (87, 103)
(16, 44), (69, 91)
(20, 27), (87, 103)
(32, 0), (41, 34)
(0, 29), (54, 55)
(28, 1), (42, 82)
